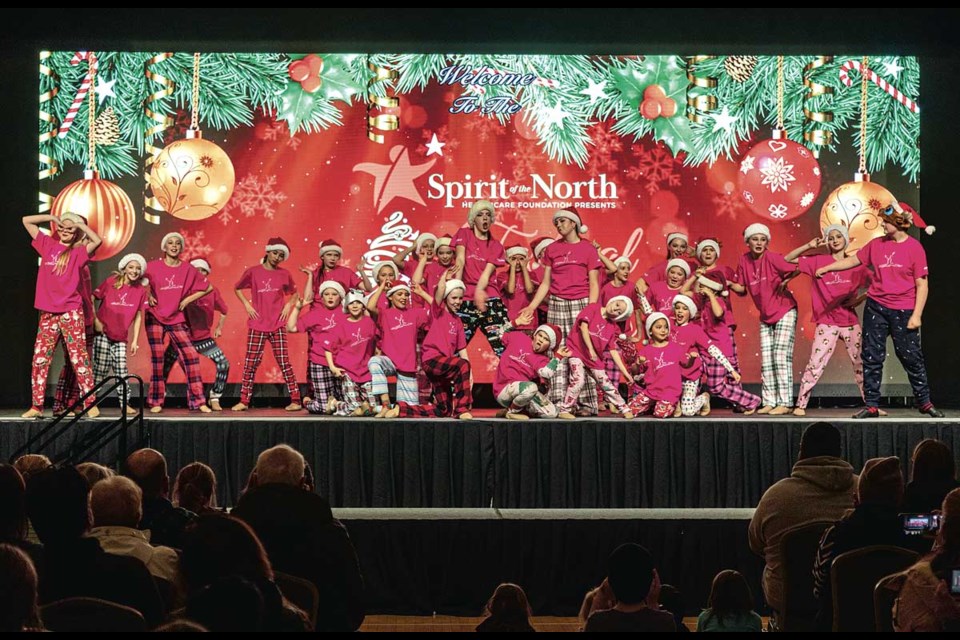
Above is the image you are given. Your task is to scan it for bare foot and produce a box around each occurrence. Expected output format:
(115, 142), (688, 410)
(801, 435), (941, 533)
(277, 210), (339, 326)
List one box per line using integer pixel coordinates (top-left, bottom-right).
(743, 408), (756, 416)
(209, 399), (222, 412)
(769, 406), (791, 416)
(793, 407), (806, 416)
(622, 411), (634, 419)
(21, 408), (43, 419)
(125, 405), (138, 416)
(506, 412), (529, 420)
(458, 412), (473, 420)
(231, 403), (248, 412)
(149, 406), (163, 414)
(197, 405), (212, 413)
(557, 412), (576, 420)
(756, 406), (774, 415)
(86, 406), (101, 418)
(384, 405), (400, 418)
(285, 403), (302, 412)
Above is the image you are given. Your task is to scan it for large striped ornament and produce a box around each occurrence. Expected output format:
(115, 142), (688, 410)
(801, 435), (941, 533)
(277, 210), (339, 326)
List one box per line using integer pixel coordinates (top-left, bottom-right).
(51, 170), (136, 261)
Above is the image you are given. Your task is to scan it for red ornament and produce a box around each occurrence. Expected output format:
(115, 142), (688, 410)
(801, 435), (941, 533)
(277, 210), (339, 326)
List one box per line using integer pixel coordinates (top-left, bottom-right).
(737, 132), (822, 222)
(51, 170), (136, 261)
(514, 111), (539, 140)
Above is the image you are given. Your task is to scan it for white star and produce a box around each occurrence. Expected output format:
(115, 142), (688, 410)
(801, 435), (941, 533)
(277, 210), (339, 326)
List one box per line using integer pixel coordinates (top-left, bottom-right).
(425, 133), (445, 157)
(882, 58), (904, 78)
(740, 154), (755, 174)
(711, 107), (737, 133)
(541, 101), (569, 130)
(95, 76), (116, 105)
(580, 79), (608, 105)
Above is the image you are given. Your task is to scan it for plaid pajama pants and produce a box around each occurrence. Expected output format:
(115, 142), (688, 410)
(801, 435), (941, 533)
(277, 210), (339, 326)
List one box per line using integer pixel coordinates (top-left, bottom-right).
(458, 298), (509, 356)
(703, 355), (761, 411)
(548, 296), (598, 414)
(415, 340), (433, 405)
(759, 308), (797, 408)
(92, 334), (132, 405)
(397, 356), (472, 417)
(31, 310), (95, 412)
(680, 379), (707, 416)
(54, 328), (96, 412)
(147, 319), (206, 410)
(331, 376), (372, 416)
(796, 323), (864, 409)
(496, 381), (559, 418)
(164, 338), (230, 400)
(304, 362), (341, 414)
(239, 327), (300, 405)
(560, 357), (627, 414)
(603, 336), (638, 388)
(369, 355), (418, 406)
(627, 389), (676, 419)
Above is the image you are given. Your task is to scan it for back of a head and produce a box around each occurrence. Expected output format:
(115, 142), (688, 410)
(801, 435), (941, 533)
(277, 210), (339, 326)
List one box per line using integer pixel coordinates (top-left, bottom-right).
(24, 466), (90, 544)
(858, 456), (904, 506)
(186, 575), (264, 632)
(0, 544), (40, 632)
(0, 464), (27, 541)
(485, 583), (531, 619)
(12, 454), (52, 482)
(76, 462), (115, 488)
(124, 448), (168, 499)
(798, 422), (842, 460)
(910, 439), (956, 485)
(706, 570), (753, 622)
(181, 514), (273, 593)
(173, 462), (218, 513)
(90, 475), (143, 528)
(254, 445), (305, 487)
(607, 543), (654, 605)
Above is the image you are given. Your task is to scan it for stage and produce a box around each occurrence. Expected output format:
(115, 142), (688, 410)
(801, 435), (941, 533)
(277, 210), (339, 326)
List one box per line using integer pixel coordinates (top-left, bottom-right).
(2, 408), (957, 509)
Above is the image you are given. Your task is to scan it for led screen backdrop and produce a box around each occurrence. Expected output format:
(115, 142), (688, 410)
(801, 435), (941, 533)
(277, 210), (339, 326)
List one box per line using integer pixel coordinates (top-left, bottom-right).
(38, 53), (920, 388)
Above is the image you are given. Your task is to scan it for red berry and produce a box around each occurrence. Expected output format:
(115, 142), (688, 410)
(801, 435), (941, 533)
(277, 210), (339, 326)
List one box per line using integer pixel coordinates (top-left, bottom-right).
(660, 97), (677, 118)
(288, 60), (309, 82)
(301, 76), (322, 93)
(640, 98), (662, 120)
(643, 84), (666, 100)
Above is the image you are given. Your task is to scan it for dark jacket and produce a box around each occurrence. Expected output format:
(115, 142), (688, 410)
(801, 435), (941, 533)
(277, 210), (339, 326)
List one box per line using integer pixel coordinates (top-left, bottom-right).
(139, 496), (196, 550)
(903, 479), (960, 514)
(232, 483), (365, 632)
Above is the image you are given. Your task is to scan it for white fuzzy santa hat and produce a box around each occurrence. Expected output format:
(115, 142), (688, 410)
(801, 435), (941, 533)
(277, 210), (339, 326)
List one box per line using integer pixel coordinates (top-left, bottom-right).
(553, 207), (588, 234)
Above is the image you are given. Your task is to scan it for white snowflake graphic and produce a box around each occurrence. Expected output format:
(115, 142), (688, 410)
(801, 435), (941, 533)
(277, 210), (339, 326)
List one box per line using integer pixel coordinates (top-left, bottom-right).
(813, 166), (821, 177)
(759, 156), (796, 193)
(464, 116), (506, 142)
(287, 135), (302, 151)
(586, 123), (622, 178)
(740, 154), (755, 174)
(742, 190), (755, 204)
(712, 192), (746, 221)
(481, 350), (500, 373)
(263, 365), (283, 383)
(627, 143), (681, 195)
(178, 229), (213, 259)
(768, 204), (788, 219)
(218, 174), (288, 226)
(800, 192), (815, 208)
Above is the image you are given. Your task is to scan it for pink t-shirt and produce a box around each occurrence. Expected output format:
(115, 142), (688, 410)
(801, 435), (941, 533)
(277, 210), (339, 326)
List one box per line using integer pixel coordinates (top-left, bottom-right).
(497, 269), (540, 321)
(565, 303), (618, 370)
(184, 287), (228, 341)
(646, 281), (683, 316)
(421, 303), (467, 361)
(671, 322), (712, 381)
(736, 251), (798, 324)
(699, 302), (735, 358)
(543, 240), (601, 300)
(643, 257), (696, 284)
(313, 265), (362, 299)
(31, 233), (91, 313)
(297, 304), (343, 364)
(377, 306), (430, 373)
(452, 227), (506, 299)
(147, 259), (208, 326)
(857, 235), (929, 311)
(798, 254), (868, 326)
(600, 278), (640, 308)
(493, 331), (551, 397)
(531, 265), (549, 311)
(323, 316), (377, 383)
(637, 342), (685, 403)
(235, 264), (296, 332)
(94, 279), (148, 343)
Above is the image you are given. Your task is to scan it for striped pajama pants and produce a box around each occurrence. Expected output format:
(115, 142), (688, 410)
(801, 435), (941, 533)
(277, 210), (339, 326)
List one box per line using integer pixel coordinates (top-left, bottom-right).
(331, 376), (372, 416)
(548, 296), (598, 414)
(369, 355), (418, 406)
(239, 327), (300, 405)
(146, 319), (206, 410)
(759, 308), (797, 408)
(163, 338), (230, 400)
(496, 381), (558, 418)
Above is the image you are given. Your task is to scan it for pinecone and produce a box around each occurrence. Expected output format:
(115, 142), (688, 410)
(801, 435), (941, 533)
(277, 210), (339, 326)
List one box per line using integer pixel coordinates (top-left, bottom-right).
(724, 56), (758, 83)
(94, 106), (120, 146)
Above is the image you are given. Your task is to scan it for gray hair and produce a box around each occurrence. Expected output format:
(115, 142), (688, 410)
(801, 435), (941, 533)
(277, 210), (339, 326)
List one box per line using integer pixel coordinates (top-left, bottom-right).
(90, 475), (143, 528)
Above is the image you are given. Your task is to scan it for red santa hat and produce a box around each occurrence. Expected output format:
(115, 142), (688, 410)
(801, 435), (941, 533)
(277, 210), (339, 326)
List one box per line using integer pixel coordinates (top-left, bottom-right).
(265, 237), (290, 259)
(505, 244), (529, 259)
(896, 202), (935, 235)
(553, 207), (588, 234)
(530, 236), (555, 259)
(534, 323), (563, 350)
(318, 239), (342, 257)
(666, 232), (688, 246)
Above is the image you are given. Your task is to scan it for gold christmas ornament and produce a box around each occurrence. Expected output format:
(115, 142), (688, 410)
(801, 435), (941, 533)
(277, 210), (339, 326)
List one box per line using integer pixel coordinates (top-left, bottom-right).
(724, 55), (758, 83)
(52, 169), (136, 261)
(819, 174), (893, 256)
(148, 129), (235, 221)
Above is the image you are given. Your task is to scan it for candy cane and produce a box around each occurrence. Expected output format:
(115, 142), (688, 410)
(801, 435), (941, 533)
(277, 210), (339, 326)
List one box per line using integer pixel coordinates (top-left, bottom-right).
(839, 59), (919, 114)
(57, 51), (98, 139)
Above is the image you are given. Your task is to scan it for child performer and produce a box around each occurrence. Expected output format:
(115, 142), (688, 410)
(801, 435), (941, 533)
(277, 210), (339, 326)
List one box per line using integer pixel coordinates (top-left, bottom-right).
(232, 237), (301, 412)
(687, 237), (740, 369)
(671, 294), (745, 417)
(646, 259), (690, 315)
(558, 297), (636, 420)
(366, 280), (430, 417)
(628, 313), (685, 419)
(162, 257), (230, 411)
(596, 251), (643, 403)
(146, 232), (212, 414)
(784, 227), (868, 416)
(451, 200), (509, 355)
(641, 232), (695, 287)
(287, 278), (344, 414)
(498, 244), (538, 323)
(815, 203), (944, 418)
(395, 274), (474, 419)
(392, 233), (437, 307)
(92, 253), (148, 416)
(529, 236), (555, 326)
(728, 224), (797, 415)
(21, 213), (102, 418)
(53, 254), (95, 415)
(325, 290), (377, 416)
(519, 208), (602, 415)
(494, 323), (569, 420)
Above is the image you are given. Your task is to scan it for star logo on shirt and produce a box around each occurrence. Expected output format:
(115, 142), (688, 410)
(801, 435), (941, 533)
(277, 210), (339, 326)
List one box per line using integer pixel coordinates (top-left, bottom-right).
(588, 323), (608, 343)
(353, 145), (437, 214)
(321, 315), (338, 332)
(880, 252), (903, 269)
(551, 251), (575, 266)
(350, 327), (368, 347)
(257, 278), (277, 294)
(113, 292), (133, 307)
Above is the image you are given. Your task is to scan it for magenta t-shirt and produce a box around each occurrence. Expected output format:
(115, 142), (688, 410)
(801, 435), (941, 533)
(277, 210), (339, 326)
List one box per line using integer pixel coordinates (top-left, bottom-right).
(184, 287), (228, 341)
(235, 264), (296, 332)
(313, 265), (361, 299)
(736, 251), (798, 324)
(646, 281), (683, 316)
(323, 316), (377, 383)
(696, 265), (737, 329)
(543, 240), (601, 300)
(377, 306), (430, 373)
(671, 322), (712, 381)
(531, 264), (549, 311)
(421, 304), (467, 361)
(565, 303), (618, 370)
(637, 342), (685, 403)
(452, 227), (506, 299)
(699, 302), (735, 358)
(297, 304), (343, 364)
(148, 259), (208, 326)
(31, 233), (91, 314)
(493, 331), (550, 397)
(600, 279), (640, 308)
(497, 270), (540, 321)
(798, 254), (867, 326)
(857, 235), (928, 311)
(94, 280), (148, 343)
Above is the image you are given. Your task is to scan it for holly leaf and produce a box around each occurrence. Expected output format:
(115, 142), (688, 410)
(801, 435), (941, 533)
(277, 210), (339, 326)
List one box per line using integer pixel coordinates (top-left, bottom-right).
(611, 66), (646, 110)
(653, 114), (694, 156)
(319, 57), (364, 105)
(638, 56), (693, 156)
(277, 81), (317, 133)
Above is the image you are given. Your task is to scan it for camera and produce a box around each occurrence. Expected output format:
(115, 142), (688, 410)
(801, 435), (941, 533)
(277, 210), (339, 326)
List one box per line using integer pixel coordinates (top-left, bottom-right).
(901, 513), (942, 536)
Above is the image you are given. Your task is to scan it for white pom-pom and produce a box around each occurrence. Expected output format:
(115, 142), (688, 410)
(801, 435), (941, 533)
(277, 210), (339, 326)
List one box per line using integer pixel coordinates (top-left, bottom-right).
(140, 277), (150, 286)
(721, 290), (729, 297)
(926, 226), (936, 235)
(619, 333), (627, 341)
(642, 339), (649, 345)
(580, 224), (589, 233)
